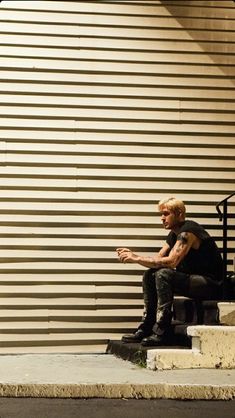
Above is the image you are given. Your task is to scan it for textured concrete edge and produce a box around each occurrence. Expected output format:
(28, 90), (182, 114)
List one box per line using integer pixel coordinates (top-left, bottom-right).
(0, 383), (234, 400)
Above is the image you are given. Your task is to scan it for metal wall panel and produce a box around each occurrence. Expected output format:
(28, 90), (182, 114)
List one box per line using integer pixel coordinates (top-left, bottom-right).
(0, 0), (234, 352)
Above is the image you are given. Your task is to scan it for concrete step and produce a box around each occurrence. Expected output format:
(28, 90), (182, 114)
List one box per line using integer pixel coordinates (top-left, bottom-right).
(107, 297), (221, 365)
(146, 302), (235, 371)
(147, 325), (235, 370)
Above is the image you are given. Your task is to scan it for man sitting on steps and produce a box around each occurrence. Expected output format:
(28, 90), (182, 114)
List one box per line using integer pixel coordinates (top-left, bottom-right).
(116, 197), (223, 347)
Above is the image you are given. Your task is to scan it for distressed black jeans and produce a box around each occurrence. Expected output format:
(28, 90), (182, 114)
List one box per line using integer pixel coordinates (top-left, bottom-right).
(138, 267), (221, 334)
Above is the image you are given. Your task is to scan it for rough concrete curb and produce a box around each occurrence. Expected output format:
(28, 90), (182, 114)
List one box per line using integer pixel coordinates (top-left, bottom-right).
(0, 383), (234, 400)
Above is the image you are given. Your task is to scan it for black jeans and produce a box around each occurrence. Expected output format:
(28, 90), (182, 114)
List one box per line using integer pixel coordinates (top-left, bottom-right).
(139, 268), (222, 334)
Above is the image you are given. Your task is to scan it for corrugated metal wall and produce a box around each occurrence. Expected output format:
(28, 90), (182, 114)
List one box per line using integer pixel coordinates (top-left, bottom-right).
(0, 0), (234, 353)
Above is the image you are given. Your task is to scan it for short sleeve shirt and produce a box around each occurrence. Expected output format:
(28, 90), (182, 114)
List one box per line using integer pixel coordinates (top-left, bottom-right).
(166, 220), (223, 283)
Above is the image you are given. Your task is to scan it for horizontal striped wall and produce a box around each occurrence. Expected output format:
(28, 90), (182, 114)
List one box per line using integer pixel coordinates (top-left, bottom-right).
(0, 0), (234, 352)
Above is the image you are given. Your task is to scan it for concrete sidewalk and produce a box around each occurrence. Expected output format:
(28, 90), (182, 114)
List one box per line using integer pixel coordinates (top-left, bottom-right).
(0, 354), (234, 400)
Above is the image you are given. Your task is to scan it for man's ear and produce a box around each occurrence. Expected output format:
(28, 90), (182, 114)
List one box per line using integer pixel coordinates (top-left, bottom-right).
(177, 210), (184, 220)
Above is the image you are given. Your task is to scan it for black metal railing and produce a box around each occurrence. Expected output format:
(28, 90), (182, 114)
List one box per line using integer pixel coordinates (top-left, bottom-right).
(216, 192), (235, 299)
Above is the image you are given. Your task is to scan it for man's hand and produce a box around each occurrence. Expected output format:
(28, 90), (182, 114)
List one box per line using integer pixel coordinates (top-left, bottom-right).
(116, 248), (140, 264)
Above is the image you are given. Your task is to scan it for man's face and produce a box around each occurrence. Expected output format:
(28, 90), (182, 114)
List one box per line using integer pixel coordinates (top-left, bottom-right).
(160, 206), (181, 230)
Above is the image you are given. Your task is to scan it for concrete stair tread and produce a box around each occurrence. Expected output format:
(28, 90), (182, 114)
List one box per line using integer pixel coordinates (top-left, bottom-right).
(108, 300), (235, 370)
(147, 325), (235, 370)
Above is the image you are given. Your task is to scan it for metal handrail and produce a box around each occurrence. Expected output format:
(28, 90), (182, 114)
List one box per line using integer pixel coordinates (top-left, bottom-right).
(216, 192), (235, 222)
(216, 192), (235, 299)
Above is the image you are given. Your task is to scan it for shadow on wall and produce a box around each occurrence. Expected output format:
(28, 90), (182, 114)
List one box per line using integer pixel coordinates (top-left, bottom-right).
(160, 0), (235, 81)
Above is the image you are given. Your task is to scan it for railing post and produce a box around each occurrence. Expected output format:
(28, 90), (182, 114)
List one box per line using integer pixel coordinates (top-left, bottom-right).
(222, 200), (228, 299)
(216, 192), (235, 301)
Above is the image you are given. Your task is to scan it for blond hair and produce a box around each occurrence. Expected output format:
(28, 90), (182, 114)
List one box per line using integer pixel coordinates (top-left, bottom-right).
(158, 197), (186, 218)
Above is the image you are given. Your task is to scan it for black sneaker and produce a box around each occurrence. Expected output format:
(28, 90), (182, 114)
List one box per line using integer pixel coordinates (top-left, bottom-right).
(121, 329), (147, 343)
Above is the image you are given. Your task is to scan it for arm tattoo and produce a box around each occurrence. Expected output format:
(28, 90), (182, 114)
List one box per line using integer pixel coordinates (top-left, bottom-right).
(175, 232), (189, 252)
(177, 232), (189, 245)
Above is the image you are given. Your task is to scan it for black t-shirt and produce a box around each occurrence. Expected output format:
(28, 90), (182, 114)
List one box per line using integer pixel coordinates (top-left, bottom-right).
(166, 220), (223, 284)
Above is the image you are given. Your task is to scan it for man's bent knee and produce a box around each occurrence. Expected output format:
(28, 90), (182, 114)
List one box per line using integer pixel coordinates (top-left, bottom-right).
(143, 268), (156, 283)
(155, 268), (175, 282)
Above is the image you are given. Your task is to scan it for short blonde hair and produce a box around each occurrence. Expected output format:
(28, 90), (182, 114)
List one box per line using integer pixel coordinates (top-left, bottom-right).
(158, 197), (186, 218)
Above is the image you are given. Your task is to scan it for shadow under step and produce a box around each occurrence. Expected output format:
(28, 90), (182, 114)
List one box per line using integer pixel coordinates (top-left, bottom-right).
(106, 324), (191, 368)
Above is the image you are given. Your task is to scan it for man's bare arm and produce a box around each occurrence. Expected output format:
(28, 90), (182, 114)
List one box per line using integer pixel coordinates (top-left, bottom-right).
(116, 232), (198, 269)
(116, 243), (171, 268)
(154, 232), (197, 269)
